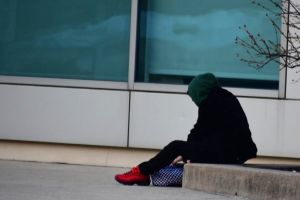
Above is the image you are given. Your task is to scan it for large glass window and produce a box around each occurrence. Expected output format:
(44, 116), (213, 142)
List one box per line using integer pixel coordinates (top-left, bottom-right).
(0, 0), (131, 82)
(136, 0), (281, 89)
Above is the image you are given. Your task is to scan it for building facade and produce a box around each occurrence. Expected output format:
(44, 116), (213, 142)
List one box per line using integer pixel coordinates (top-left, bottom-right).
(0, 0), (300, 160)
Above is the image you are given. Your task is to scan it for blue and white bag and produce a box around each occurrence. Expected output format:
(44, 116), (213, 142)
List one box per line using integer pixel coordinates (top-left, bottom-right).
(150, 164), (184, 187)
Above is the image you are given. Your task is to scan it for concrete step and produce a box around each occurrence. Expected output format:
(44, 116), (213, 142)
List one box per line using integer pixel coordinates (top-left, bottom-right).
(182, 163), (300, 200)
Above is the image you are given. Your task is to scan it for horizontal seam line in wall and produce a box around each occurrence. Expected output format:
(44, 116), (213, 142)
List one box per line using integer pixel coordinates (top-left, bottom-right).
(0, 82), (290, 100)
(131, 89), (283, 100)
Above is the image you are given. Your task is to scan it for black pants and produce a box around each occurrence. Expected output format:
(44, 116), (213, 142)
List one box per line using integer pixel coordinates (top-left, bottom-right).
(138, 140), (231, 175)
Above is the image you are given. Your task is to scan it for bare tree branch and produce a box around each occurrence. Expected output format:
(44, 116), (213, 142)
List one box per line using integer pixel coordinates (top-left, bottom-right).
(236, 0), (300, 70)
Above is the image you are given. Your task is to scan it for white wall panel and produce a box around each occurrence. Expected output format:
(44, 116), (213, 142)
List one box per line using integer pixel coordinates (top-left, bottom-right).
(130, 92), (300, 158)
(287, 0), (300, 99)
(239, 98), (283, 157)
(280, 100), (300, 157)
(0, 85), (129, 147)
(286, 67), (300, 99)
(129, 92), (197, 149)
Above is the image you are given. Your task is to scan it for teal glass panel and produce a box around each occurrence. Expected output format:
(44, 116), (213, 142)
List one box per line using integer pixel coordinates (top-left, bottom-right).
(136, 0), (281, 89)
(0, 0), (131, 82)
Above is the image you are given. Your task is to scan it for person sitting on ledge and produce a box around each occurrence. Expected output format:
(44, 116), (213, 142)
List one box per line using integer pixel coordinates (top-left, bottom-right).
(115, 73), (257, 185)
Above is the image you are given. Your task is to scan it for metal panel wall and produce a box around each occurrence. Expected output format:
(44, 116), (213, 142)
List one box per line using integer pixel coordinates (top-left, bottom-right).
(129, 91), (300, 158)
(286, 0), (300, 99)
(286, 68), (300, 99)
(0, 85), (129, 147)
(129, 91), (197, 149)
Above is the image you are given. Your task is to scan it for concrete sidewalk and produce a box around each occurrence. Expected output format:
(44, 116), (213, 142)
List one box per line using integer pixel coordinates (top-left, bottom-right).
(0, 160), (245, 200)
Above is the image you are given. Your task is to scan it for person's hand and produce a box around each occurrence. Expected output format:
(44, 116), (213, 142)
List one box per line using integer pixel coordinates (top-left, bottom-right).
(172, 155), (191, 165)
(172, 155), (183, 165)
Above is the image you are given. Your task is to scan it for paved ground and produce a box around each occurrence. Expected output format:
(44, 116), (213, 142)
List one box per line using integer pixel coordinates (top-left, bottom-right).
(0, 160), (246, 200)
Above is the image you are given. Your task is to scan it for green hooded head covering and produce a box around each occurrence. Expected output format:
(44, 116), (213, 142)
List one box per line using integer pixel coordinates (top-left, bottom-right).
(188, 73), (218, 106)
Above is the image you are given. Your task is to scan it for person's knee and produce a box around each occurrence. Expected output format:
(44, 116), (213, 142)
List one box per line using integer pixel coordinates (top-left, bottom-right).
(166, 140), (186, 150)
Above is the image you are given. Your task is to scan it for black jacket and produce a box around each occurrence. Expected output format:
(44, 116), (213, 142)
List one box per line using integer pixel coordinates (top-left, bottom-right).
(187, 86), (257, 163)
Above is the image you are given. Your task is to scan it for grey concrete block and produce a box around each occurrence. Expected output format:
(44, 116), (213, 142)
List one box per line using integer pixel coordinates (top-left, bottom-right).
(183, 163), (300, 200)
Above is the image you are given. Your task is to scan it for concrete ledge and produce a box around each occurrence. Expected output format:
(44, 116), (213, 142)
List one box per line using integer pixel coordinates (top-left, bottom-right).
(183, 163), (300, 200)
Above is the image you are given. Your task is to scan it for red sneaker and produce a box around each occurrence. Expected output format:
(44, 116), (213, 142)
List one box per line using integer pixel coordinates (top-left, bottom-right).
(115, 167), (150, 185)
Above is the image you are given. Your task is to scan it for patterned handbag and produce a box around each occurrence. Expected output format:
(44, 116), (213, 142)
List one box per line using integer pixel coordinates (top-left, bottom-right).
(150, 164), (184, 187)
